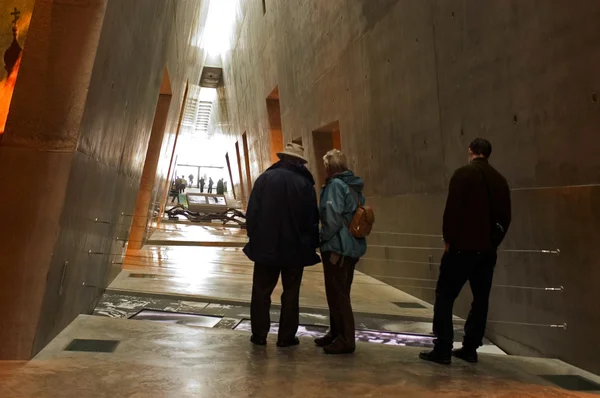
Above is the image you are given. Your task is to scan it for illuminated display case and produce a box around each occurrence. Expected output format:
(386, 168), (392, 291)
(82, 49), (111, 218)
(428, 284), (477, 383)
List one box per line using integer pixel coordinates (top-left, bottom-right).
(187, 193), (228, 213)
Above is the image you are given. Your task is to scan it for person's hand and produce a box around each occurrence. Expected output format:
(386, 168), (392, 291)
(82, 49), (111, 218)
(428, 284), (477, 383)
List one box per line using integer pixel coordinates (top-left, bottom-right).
(444, 242), (450, 253)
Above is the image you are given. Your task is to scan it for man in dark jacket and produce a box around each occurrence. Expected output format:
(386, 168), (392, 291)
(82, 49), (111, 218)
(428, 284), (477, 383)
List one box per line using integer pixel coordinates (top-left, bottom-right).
(244, 143), (321, 347)
(216, 178), (225, 195)
(420, 138), (511, 365)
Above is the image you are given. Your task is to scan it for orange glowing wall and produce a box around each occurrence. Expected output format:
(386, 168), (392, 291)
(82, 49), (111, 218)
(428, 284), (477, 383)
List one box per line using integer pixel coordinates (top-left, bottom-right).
(0, 2), (34, 135)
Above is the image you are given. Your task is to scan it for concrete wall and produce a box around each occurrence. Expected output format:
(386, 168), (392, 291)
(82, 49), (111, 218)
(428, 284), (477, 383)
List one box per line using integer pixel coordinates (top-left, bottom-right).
(208, 0), (600, 373)
(0, 0), (209, 358)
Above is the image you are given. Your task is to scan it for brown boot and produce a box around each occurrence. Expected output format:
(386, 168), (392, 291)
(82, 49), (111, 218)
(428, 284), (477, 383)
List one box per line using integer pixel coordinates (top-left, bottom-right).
(314, 333), (334, 347)
(323, 339), (355, 355)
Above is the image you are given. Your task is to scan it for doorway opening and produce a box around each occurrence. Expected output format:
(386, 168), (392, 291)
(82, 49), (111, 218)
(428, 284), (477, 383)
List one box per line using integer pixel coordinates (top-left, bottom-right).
(225, 153), (236, 199)
(312, 121), (341, 186)
(242, 132), (252, 192)
(130, 68), (173, 250)
(266, 86), (283, 164)
(159, 81), (189, 221)
(235, 141), (246, 205)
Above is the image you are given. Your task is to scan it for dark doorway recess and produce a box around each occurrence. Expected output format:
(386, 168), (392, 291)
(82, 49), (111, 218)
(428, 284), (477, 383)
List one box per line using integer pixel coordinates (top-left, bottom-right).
(235, 141), (246, 206)
(242, 132), (252, 192)
(225, 153), (236, 199)
(266, 86), (283, 165)
(312, 121), (342, 186)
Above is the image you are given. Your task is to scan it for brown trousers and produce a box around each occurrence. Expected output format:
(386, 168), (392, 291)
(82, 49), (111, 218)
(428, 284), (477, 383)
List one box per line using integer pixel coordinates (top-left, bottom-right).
(322, 252), (359, 348)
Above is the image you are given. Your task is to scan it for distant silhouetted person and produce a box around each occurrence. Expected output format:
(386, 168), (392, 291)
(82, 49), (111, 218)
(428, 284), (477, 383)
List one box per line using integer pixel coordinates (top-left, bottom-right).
(315, 149), (368, 355)
(216, 178), (225, 195)
(199, 177), (205, 193)
(420, 138), (511, 365)
(180, 176), (187, 193)
(208, 177), (214, 193)
(170, 182), (179, 204)
(223, 181), (228, 193)
(188, 174), (194, 187)
(244, 143), (320, 347)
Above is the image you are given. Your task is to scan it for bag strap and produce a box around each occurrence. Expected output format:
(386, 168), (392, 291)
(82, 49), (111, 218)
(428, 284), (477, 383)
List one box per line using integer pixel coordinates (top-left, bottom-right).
(338, 181), (360, 229)
(347, 184), (360, 207)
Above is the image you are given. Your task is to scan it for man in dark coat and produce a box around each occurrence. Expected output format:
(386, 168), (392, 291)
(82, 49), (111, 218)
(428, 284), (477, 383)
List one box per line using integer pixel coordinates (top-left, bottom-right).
(244, 142), (321, 347)
(420, 138), (511, 365)
(208, 177), (214, 193)
(199, 177), (205, 193)
(216, 178), (225, 195)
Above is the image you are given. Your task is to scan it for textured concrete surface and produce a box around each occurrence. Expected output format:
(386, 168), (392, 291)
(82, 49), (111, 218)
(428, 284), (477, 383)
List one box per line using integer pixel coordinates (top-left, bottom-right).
(0, 0), (109, 360)
(207, 0), (600, 373)
(0, 0), (210, 359)
(0, 315), (597, 397)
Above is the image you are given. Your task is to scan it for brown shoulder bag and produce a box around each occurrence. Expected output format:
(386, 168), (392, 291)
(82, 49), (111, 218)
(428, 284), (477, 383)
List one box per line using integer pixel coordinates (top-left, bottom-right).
(345, 186), (375, 238)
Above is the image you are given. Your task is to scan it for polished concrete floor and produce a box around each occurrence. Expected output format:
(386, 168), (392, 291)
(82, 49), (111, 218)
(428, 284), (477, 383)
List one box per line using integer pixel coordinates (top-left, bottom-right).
(0, 315), (597, 398)
(3, 223), (595, 396)
(114, 243), (439, 319)
(147, 223), (247, 247)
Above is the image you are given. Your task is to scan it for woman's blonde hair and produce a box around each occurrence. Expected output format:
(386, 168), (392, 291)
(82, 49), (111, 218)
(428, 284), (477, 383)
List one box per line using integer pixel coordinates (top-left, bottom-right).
(323, 149), (348, 174)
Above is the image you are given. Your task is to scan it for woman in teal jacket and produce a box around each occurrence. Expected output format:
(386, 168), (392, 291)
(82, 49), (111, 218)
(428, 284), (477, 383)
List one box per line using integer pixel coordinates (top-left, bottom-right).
(315, 149), (367, 354)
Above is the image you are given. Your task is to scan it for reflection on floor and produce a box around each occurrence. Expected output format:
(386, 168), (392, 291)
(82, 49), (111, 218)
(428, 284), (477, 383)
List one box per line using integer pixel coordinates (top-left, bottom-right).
(131, 309), (223, 328)
(110, 224), (502, 356)
(2, 223), (597, 396)
(147, 223), (247, 247)
(94, 291), (503, 354)
(1, 315), (598, 397)
(114, 244), (441, 319)
(233, 320), (436, 349)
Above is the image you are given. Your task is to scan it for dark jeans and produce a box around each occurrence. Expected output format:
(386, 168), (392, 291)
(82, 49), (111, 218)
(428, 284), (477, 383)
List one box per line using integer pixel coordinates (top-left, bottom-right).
(323, 252), (359, 348)
(250, 263), (304, 342)
(432, 250), (497, 353)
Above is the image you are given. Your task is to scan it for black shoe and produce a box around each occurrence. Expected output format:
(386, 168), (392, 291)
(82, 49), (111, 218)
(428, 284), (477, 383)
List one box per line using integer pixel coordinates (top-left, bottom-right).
(452, 347), (478, 363)
(250, 335), (267, 346)
(314, 333), (334, 347)
(276, 337), (300, 347)
(419, 350), (451, 365)
(324, 343), (355, 355)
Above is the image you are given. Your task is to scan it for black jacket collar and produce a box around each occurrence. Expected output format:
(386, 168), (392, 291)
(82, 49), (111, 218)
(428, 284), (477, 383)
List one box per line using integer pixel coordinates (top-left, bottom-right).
(268, 160), (315, 185)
